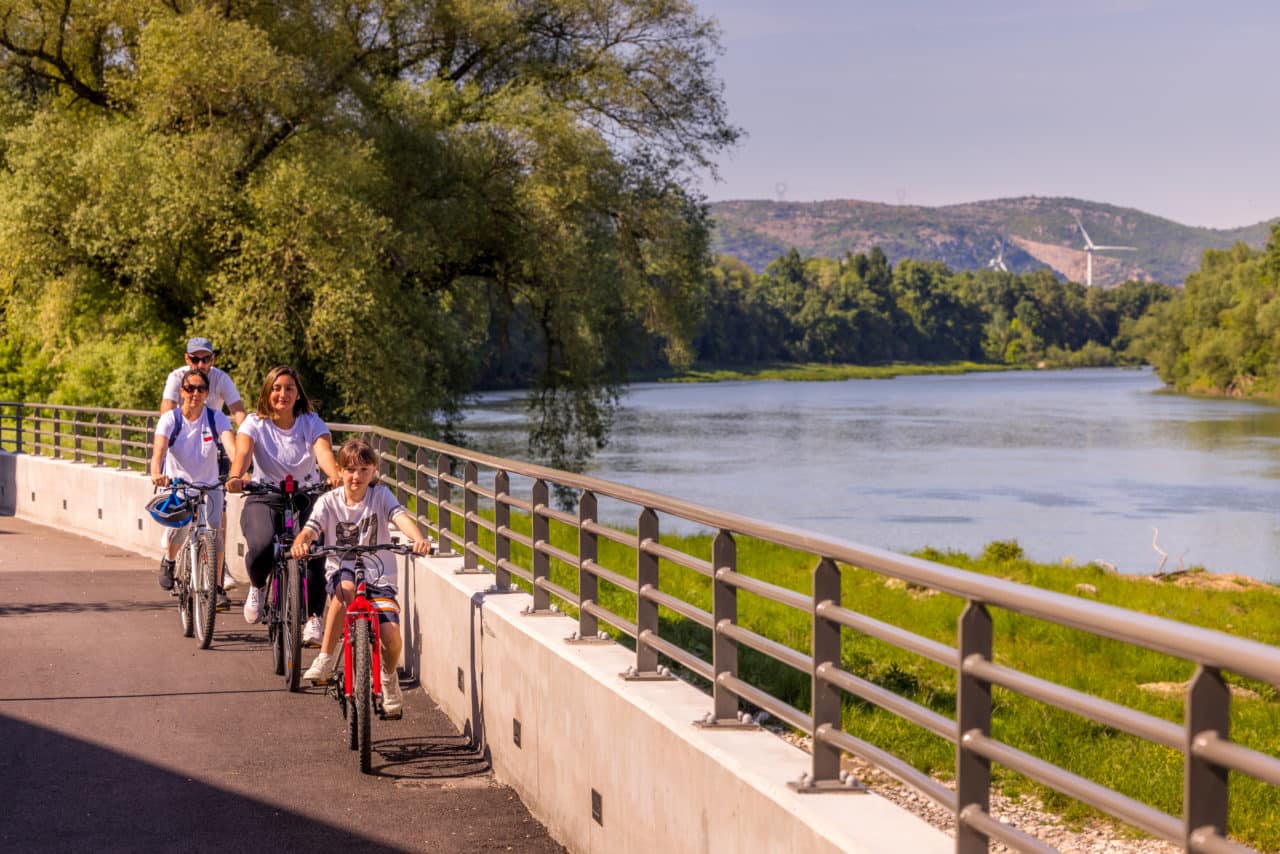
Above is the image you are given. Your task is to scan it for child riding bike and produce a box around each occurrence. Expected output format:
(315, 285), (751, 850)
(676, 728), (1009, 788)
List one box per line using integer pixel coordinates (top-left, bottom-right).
(290, 438), (432, 718)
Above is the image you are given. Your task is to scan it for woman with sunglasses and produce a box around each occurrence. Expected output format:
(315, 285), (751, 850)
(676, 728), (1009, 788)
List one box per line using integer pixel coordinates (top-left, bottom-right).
(150, 369), (236, 596)
(226, 366), (340, 646)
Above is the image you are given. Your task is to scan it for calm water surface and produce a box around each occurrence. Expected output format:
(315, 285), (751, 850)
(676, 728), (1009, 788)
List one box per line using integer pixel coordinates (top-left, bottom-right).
(463, 368), (1280, 582)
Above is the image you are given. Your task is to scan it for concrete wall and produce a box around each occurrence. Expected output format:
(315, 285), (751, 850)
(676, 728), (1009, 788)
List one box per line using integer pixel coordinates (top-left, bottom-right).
(4, 451), (951, 854)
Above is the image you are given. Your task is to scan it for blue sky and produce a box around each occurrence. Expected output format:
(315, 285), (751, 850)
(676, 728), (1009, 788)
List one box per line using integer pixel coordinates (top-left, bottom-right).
(694, 0), (1278, 229)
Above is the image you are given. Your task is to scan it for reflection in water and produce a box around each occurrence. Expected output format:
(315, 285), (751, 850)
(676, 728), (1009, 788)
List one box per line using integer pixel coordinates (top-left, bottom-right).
(463, 368), (1280, 582)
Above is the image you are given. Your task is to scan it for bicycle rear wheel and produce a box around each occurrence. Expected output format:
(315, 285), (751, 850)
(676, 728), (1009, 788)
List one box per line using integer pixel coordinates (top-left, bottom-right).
(283, 559), (303, 691)
(354, 619), (373, 773)
(194, 531), (218, 649)
(177, 546), (194, 638)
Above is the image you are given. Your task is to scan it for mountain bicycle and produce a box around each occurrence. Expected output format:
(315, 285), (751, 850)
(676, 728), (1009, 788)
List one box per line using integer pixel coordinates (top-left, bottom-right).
(168, 479), (225, 649)
(305, 541), (417, 773)
(241, 476), (330, 691)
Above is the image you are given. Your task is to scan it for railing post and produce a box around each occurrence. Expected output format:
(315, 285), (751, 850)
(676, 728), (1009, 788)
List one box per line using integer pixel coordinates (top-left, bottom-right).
(118, 413), (128, 470)
(15, 403), (22, 453)
(629, 507), (666, 678)
(72, 412), (83, 463)
(574, 490), (599, 640)
(458, 461), (481, 573)
(1185, 665), (1230, 849)
(436, 453), (452, 555)
(526, 478), (551, 613)
(810, 557), (846, 788)
(415, 448), (431, 536)
(957, 601), (993, 854)
(94, 412), (104, 466)
(52, 408), (61, 459)
(394, 440), (409, 507)
(493, 470), (511, 590)
(696, 530), (755, 728)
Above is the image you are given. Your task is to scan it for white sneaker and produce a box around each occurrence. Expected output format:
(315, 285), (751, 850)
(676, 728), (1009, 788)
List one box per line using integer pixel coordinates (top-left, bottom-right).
(304, 652), (336, 685)
(302, 615), (323, 647)
(382, 668), (403, 719)
(243, 586), (264, 624)
(221, 564), (239, 591)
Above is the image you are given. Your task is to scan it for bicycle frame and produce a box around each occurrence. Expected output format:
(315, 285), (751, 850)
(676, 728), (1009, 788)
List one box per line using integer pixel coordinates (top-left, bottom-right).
(343, 555), (385, 709)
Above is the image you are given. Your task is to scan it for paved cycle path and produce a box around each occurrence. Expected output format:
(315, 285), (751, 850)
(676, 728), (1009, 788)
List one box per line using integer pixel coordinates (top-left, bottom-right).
(0, 515), (564, 853)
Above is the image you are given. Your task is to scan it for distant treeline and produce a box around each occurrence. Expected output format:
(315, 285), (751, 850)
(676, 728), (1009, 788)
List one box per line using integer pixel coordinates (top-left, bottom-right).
(686, 247), (1174, 369)
(1129, 224), (1280, 397)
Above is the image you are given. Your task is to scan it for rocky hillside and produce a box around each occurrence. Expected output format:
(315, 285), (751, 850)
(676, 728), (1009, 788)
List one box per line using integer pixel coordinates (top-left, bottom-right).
(710, 196), (1277, 286)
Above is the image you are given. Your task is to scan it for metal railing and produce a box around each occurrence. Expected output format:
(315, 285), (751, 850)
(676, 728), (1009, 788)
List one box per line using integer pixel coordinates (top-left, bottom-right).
(3, 400), (1278, 853)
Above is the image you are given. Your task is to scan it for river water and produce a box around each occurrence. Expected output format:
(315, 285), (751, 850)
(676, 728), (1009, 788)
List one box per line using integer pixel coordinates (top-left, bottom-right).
(461, 368), (1280, 582)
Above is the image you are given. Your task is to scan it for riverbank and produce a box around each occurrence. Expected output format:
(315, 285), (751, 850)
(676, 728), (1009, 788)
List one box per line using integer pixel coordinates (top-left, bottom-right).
(521, 524), (1280, 850)
(654, 360), (1017, 383)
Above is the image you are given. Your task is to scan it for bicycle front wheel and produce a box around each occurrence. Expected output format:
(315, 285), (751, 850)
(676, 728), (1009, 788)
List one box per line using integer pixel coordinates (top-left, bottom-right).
(194, 531), (218, 649)
(283, 559), (303, 692)
(269, 564), (285, 676)
(353, 619), (373, 773)
(177, 546), (194, 638)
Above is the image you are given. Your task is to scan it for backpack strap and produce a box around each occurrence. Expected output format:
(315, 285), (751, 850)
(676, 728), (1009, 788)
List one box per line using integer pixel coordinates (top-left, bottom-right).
(167, 412), (182, 448)
(205, 407), (229, 466)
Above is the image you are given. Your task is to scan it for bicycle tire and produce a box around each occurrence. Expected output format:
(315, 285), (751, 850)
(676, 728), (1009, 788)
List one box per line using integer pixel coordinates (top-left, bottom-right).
(269, 565), (285, 676)
(177, 546), (194, 637)
(342, 656), (357, 751)
(354, 619), (373, 773)
(283, 559), (303, 691)
(194, 531), (218, 649)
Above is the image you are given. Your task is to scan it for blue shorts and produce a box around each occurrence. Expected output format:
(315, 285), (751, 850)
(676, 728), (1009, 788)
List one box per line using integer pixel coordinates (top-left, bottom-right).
(326, 570), (400, 626)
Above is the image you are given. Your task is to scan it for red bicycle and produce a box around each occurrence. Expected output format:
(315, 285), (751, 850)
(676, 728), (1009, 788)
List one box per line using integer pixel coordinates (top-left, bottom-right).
(305, 541), (418, 773)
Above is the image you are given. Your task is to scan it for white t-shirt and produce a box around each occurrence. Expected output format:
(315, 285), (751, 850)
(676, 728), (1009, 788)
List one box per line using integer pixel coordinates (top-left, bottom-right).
(156, 407), (233, 486)
(162, 365), (242, 413)
(304, 485), (407, 589)
(240, 412), (330, 485)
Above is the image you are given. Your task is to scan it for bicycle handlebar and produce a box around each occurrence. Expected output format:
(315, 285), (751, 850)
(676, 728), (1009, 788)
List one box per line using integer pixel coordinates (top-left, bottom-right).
(240, 479), (331, 498)
(306, 543), (418, 558)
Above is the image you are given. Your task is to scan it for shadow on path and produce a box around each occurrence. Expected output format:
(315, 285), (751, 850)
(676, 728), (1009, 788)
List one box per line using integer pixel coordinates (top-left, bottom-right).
(0, 713), (408, 853)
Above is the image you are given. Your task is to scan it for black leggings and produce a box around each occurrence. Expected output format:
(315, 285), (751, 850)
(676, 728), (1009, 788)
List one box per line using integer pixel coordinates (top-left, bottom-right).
(241, 493), (327, 617)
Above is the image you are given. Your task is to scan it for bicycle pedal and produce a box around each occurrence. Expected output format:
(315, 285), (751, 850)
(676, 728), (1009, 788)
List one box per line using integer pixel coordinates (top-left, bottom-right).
(380, 711), (402, 721)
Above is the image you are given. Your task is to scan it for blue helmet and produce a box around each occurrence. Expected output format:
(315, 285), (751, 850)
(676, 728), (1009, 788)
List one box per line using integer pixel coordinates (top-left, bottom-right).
(146, 488), (193, 528)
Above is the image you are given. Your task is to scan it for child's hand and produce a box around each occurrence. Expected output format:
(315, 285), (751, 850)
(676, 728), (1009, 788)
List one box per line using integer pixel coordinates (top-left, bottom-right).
(290, 539), (313, 560)
(411, 538), (433, 556)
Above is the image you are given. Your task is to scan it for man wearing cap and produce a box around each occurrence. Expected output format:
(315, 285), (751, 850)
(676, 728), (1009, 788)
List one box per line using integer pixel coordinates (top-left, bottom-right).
(160, 337), (246, 609)
(161, 337), (247, 427)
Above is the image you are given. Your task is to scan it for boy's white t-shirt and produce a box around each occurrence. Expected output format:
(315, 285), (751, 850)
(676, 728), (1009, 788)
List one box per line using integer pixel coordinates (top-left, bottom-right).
(303, 484), (407, 589)
(240, 412), (330, 485)
(156, 407), (232, 486)
(162, 365), (242, 413)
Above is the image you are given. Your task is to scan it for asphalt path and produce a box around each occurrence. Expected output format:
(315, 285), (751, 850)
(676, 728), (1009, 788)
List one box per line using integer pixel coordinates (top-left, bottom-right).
(0, 515), (564, 853)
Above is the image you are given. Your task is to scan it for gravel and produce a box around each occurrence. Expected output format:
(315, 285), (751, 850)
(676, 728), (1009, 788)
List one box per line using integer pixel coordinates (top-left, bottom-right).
(775, 731), (1181, 853)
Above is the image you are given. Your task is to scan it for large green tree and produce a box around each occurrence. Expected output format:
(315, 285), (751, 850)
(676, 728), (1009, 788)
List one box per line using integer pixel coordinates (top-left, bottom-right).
(0, 0), (738, 467)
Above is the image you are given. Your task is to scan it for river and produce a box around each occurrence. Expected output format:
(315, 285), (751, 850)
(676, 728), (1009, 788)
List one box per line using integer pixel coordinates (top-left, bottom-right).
(461, 368), (1280, 582)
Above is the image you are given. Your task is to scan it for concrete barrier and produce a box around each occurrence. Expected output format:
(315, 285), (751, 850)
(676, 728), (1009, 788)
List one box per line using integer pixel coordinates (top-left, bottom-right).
(3, 451), (951, 854)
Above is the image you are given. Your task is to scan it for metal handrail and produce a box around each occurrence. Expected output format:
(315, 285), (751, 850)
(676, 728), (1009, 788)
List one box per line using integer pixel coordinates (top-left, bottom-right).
(3, 400), (1279, 853)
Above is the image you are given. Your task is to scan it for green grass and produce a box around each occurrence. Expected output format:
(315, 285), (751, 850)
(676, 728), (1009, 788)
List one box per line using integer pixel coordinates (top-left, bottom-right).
(425, 501), (1280, 850)
(661, 360), (1019, 383)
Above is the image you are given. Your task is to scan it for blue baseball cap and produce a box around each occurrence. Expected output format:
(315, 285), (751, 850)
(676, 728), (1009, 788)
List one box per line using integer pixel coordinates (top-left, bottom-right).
(186, 337), (214, 355)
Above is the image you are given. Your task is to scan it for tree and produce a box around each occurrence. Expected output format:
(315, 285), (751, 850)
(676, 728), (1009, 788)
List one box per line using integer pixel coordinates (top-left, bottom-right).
(0, 0), (740, 467)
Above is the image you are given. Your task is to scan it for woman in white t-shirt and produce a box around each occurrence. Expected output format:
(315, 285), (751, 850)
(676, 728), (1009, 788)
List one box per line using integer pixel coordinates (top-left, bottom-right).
(226, 365), (340, 639)
(149, 369), (235, 592)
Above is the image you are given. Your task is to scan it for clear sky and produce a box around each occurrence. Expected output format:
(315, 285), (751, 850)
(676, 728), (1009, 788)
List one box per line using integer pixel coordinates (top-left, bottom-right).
(694, 0), (1279, 229)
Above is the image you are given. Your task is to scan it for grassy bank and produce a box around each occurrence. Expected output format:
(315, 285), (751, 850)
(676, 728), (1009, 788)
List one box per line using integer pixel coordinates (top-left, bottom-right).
(443, 501), (1280, 849)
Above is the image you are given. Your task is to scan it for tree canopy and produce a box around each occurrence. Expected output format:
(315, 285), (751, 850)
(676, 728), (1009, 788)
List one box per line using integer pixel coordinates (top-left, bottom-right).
(0, 0), (738, 468)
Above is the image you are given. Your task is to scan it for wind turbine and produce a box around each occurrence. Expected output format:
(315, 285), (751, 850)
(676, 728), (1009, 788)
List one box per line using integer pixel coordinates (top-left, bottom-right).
(987, 239), (1008, 272)
(1074, 214), (1136, 286)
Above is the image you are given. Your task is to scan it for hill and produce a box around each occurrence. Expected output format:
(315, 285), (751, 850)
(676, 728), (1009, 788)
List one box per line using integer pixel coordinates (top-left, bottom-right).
(709, 196), (1277, 286)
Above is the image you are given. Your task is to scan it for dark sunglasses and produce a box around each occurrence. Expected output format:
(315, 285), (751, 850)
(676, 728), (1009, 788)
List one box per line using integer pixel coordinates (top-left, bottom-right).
(187, 354), (213, 365)
(182, 384), (209, 394)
